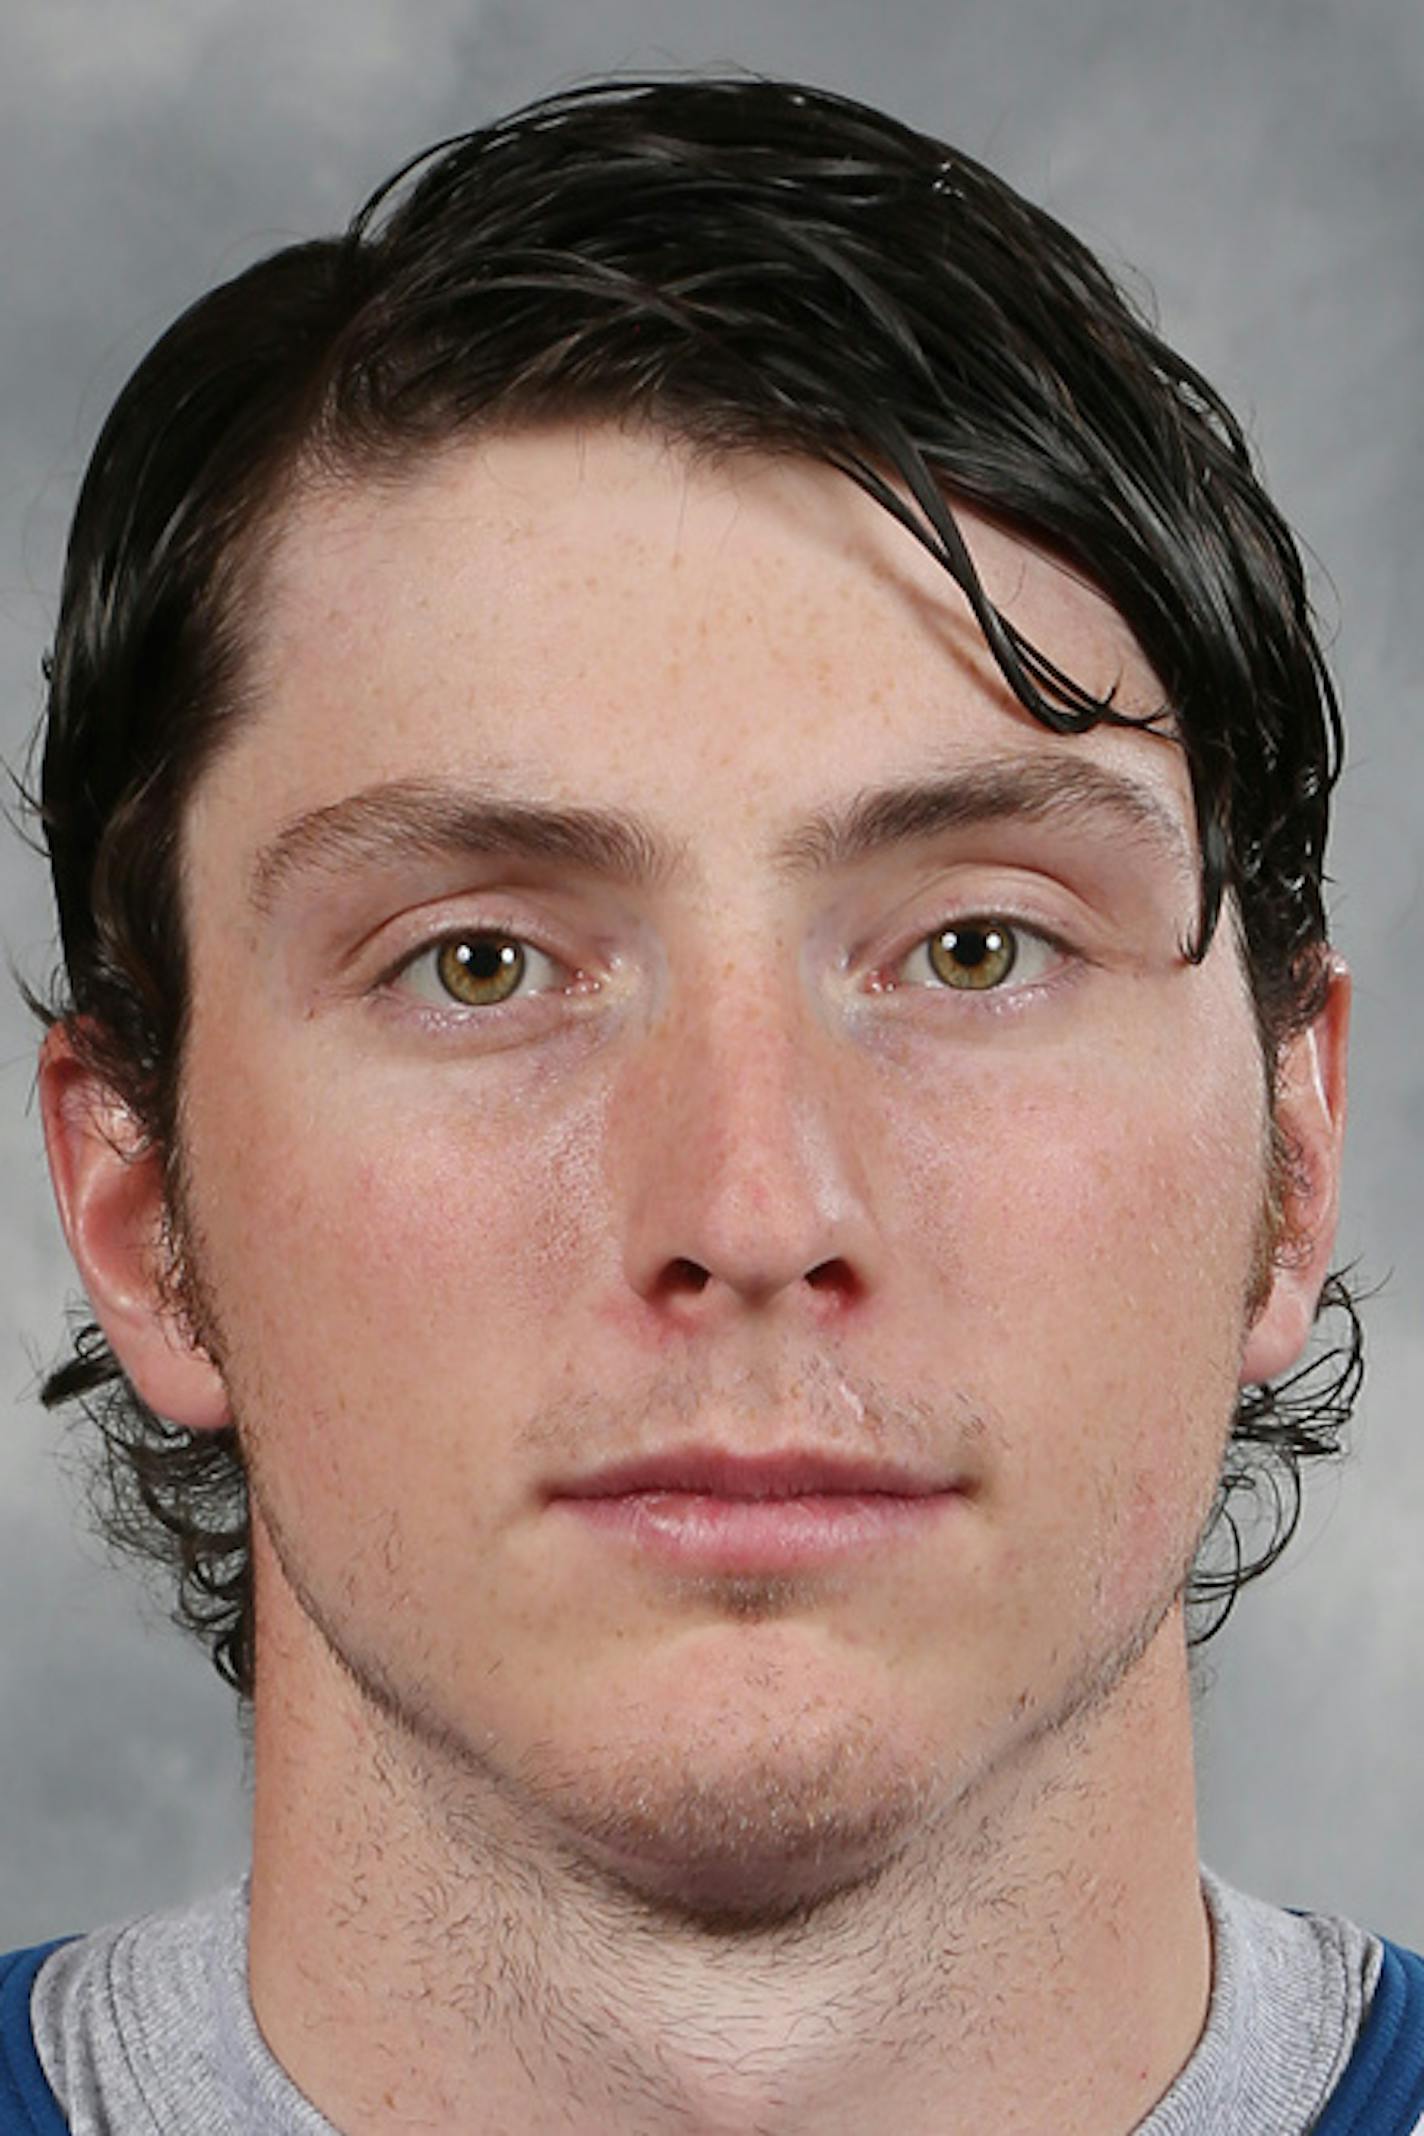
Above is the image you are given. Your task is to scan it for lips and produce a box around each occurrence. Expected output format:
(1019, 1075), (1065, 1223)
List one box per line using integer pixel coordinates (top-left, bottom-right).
(548, 1446), (961, 1574)
(550, 1446), (952, 1502)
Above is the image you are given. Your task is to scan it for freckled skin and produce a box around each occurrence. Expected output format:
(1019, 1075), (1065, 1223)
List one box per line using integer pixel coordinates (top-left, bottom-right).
(131, 427), (1342, 2133)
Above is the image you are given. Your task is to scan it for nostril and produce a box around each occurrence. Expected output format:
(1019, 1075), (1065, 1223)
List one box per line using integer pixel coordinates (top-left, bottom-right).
(806, 1257), (860, 1298)
(640, 1255), (863, 1314)
(656, 1257), (712, 1298)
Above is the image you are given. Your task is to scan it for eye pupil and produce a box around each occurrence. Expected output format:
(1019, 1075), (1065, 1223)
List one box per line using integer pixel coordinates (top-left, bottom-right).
(927, 923), (1016, 991)
(436, 935), (525, 1005)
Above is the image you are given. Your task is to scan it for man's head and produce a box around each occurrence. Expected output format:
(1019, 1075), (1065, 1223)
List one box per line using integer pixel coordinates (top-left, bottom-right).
(33, 76), (1355, 1735)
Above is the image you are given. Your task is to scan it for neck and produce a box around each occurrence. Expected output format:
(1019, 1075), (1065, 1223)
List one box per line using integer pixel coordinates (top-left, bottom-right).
(246, 1601), (1209, 2136)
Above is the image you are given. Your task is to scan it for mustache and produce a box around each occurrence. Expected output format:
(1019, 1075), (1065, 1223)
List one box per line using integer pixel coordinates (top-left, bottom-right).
(513, 1350), (991, 1470)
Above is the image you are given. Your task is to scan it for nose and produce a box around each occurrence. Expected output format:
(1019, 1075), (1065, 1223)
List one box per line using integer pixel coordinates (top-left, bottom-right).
(613, 972), (880, 1331)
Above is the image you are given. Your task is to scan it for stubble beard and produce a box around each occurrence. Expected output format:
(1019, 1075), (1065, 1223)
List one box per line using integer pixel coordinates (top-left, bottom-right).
(235, 1416), (1212, 1940)
(159, 1139), (1245, 1937)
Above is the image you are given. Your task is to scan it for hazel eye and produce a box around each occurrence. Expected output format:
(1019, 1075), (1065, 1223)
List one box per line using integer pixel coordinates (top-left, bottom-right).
(926, 921), (1017, 991)
(396, 932), (564, 1009)
(899, 919), (1057, 994)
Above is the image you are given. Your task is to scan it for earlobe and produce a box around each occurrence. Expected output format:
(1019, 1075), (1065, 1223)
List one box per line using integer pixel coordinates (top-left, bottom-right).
(39, 1023), (232, 1432)
(1238, 957), (1351, 1388)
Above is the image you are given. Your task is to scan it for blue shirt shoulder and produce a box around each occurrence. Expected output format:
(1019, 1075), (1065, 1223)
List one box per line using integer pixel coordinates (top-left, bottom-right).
(0, 1939), (79, 2135)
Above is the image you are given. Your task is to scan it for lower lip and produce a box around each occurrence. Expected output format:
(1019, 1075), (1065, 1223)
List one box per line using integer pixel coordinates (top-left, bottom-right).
(554, 1490), (955, 1573)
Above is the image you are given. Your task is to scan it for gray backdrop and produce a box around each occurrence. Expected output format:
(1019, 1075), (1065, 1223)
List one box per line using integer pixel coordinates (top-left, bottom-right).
(2, 0), (1420, 1948)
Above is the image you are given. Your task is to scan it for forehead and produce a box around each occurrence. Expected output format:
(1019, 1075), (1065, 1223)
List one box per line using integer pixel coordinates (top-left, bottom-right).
(216, 423), (1184, 858)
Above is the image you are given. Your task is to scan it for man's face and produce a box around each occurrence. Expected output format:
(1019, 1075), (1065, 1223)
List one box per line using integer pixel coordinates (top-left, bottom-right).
(173, 427), (1288, 1914)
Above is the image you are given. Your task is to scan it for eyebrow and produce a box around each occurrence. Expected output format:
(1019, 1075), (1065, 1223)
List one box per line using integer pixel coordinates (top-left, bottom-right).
(248, 755), (1192, 915)
(249, 783), (681, 914)
(776, 754), (1191, 879)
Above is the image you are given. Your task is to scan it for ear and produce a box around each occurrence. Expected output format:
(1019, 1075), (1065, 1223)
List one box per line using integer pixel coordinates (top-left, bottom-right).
(39, 1022), (232, 1431)
(1239, 957), (1351, 1387)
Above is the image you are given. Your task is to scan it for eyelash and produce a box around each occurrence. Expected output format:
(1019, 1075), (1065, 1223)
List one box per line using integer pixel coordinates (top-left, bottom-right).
(378, 911), (1069, 1020)
(382, 929), (583, 1015)
(880, 915), (1066, 998)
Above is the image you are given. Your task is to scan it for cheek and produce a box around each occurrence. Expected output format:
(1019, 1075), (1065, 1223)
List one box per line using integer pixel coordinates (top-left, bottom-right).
(880, 1032), (1266, 1560)
(181, 1049), (615, 1461)
(889, 1035), (1264, 1308)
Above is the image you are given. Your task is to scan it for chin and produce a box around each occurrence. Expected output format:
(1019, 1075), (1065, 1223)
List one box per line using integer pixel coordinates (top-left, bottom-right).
(575, 1830), (906, 1933)
(512, 1682), (950, 1931)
